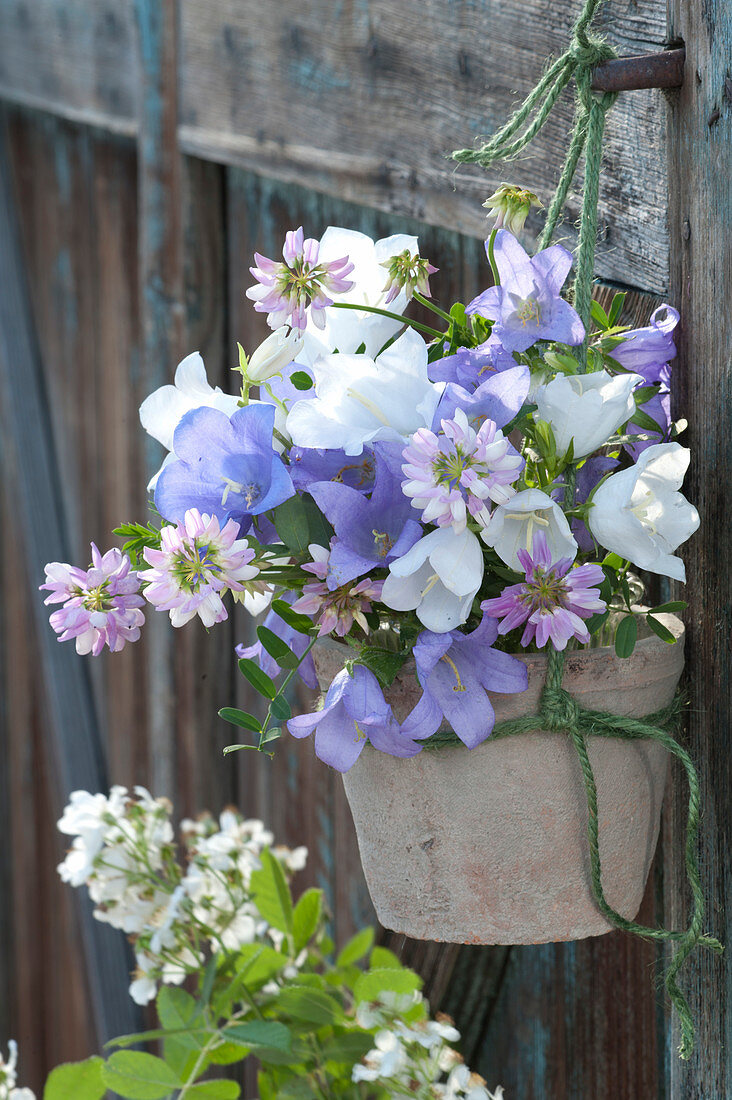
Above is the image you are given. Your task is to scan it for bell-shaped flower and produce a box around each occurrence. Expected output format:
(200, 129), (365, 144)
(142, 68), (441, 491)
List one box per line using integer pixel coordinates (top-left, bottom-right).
(587, 443), (699, 581)
(381, 527), (484, 633)
(287, 665), (423, 772)
(299, 227), (424, 364)
(155, 403), (294, 532)
(139, 352), (240, 489)
(400, 613), (528, 748)
(428, 335), (516, 392)
(610, 304), (679, 380)
(308, 446), (422, 589)
(244, 326), (304, 383)
(434, 364), (530, 432)
(289, 445), (377, 494)
(286, 328), (443, 457)
(534, 369), (643, 458)
(466, 230), (584, 353)
(481, 488), (577, 570)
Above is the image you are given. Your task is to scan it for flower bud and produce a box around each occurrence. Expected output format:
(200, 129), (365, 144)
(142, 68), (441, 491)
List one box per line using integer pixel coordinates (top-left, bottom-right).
(380, 248), (438, 304)
(483, 185), (542, 234)
(244, 326), (304, 383)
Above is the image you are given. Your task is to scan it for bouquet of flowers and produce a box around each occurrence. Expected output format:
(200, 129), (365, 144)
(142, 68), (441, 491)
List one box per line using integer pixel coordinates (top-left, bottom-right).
(42, 185), (697, 771)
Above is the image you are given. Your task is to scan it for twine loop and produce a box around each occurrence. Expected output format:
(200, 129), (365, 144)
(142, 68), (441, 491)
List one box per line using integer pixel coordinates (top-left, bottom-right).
(540, 683), (580, 730)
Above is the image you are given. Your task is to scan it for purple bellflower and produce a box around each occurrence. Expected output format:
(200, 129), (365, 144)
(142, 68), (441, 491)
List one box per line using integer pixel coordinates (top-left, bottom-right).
(428, 335), (516, 391)
(483, 531), (605, 650)
(610, 305), (679, 379)
(287, 664), (423, 772)
(289, 446), (377, 494)
(308, 446), (423, 589)
(400, 613), (529, 748)
(434, 364), (531, 431)
(155, 403), (294, 533)
(236, 593), (318, 689)
(466, 230), (584, 353)
(246, 227), (355, 332)
(41, 544), (145, 656)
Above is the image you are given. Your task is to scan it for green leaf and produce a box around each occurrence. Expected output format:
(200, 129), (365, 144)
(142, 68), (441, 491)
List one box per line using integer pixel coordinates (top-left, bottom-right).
(184, 1084), (241, 1099)
(320, 1031), (374, 1066)
(218, 707), (262, 732)
(157, 987), (202, 1044)
(353, 967), (422, 1002)
(238, 657), (277, 700)
(272, 494), (332, 555)
(271, 599), (316, 635)
(370, 946), (402, 969)
(585, 610), (610, 636)
(336, 926), (375, 967)
(646, 613), (677, 644)
(250, 849), (294, 934)
(648, 600), (687, 614)
(44, 1057), (106, 1100)
(633, 384), (661, 405)
(290, 371), (314, 391)
(101, 1052), (181, 1099)
(277, 985), (342, 1026)
(590, 299), (610, 330)
(614, 615), (638, 659)
(292, 887), (323, 950)
(630, 407), (665, 434)
(233, 943), (287, 990)
(355, 647), (409, 688)
(602, 552), (625, 571)
(607, 291), (626, 328)
(225, 1021), (293, 1055)
(270, 695), (292, 721)
(257, 625), (295, 664)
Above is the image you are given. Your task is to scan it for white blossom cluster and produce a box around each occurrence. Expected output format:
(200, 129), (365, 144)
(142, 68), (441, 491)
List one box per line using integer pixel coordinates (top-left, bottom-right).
(57, 788), (307, 1005)
(353, 994), (502, 1099)
(0, 1042), (34, 1100)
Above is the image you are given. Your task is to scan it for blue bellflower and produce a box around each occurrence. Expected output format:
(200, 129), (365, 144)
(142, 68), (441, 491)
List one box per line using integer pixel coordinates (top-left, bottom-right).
(287, 664), (423, 772)
(155, 404), (294, 531)
(466, 230), (584, 354)
(401, 612), (529, 748)
(308, 445), (423, 590)
(428, 335), (517, 391)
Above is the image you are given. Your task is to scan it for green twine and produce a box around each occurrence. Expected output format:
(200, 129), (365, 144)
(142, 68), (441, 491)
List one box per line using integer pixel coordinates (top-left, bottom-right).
(452, 0), (620, 366)
(423, 648), (723, 1058)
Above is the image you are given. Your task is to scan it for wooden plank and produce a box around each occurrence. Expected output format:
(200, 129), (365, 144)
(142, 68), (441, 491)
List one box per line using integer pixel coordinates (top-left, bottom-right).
(0, 107), (141, 1046)
(134, 0), (185, 799)
(0, 0), (137, 135)
(665, 0), (732, 1093)
(179, 0), (670, 292)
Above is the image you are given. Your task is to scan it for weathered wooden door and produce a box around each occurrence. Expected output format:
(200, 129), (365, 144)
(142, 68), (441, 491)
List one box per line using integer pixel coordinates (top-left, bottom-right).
(0, 1), (729, 1096)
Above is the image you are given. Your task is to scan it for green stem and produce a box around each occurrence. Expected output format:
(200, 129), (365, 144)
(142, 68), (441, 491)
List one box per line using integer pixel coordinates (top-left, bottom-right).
(258, 634), (319, 751)
(412, 291), (454, 325)
(330, 301), (445, 341)
(486, 228), (500, 286)
(177, 1029), (222, 1098)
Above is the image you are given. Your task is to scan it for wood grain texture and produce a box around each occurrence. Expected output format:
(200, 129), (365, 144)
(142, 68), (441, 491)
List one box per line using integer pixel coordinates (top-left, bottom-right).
(0, 0), (138, 134)
(0, 107), (142, 1055)
(179, 0), (671, 292)
(665, 0), (732, 1093)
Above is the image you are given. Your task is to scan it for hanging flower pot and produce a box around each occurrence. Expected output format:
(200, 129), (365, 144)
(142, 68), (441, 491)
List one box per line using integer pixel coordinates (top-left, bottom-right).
(313, 617), (683, 945)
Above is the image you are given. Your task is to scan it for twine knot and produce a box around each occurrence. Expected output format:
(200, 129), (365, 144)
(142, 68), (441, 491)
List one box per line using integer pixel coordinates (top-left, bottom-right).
(569, 35), (616, 70)
(540, 684), (581, 730)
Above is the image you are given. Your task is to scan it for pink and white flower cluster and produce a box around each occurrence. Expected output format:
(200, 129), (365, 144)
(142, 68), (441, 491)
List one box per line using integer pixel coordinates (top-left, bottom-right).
(41, 544), (145, 655)
(141, 508), (259, 627)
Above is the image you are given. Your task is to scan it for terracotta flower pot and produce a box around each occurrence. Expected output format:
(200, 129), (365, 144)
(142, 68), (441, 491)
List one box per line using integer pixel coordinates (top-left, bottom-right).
(313, 615), (685, 945)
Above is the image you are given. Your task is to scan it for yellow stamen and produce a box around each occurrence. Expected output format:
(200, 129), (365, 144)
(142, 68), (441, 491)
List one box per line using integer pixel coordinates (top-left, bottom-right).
(440, 653), (466, 692)
(345, 387), (390, 426)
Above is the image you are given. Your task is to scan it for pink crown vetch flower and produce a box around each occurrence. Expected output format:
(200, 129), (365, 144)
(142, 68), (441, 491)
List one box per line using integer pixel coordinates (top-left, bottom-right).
(292, 544), (383, 637)
(140, 509), (258, 628)
(483, 531), (606, 650)
(246, 226), (355, 332)
(41, 544), (145, 656)
(401, 408), (523, 533)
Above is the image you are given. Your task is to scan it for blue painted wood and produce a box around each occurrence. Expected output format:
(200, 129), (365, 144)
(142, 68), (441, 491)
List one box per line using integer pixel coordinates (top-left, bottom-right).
(0, 107), (142, 1045)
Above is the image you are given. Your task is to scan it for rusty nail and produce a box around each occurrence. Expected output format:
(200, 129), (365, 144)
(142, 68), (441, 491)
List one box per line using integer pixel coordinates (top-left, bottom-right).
(591, 47), (685, 92)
